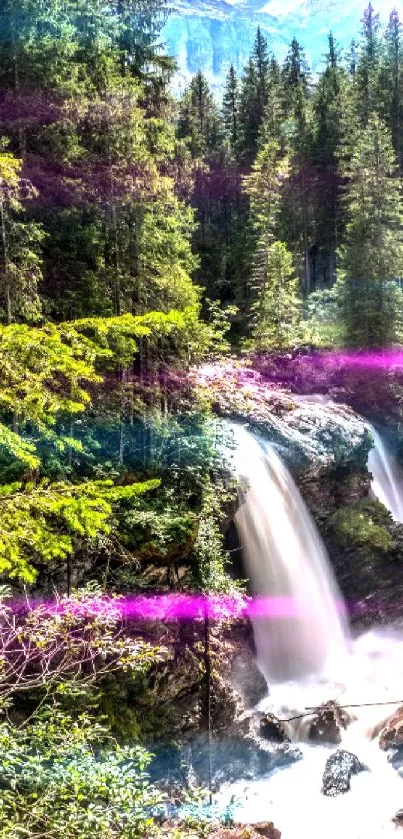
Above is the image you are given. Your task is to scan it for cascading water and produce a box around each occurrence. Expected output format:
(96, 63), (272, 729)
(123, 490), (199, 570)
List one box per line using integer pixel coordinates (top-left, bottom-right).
(368, 427), (403, 523)
(232, 423), (349, 684)
(216, 420), (403, 839)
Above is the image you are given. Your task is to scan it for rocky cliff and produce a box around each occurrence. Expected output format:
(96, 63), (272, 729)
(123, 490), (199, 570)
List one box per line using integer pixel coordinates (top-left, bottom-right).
(162, 0), (390, 93)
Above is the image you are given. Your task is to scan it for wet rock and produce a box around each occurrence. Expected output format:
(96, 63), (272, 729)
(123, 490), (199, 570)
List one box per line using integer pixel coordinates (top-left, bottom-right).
(231, 648), (268, 709)
(388, 747), (403, 772)
(259, 713), (290, 743)
(190, 736), (302, 788)
(322, 749), (364, 797)
(308, 701), (351, 745)
(393, 809), (403, 827)
(195, 362), (371, 479)
(379, 706), (403, 750)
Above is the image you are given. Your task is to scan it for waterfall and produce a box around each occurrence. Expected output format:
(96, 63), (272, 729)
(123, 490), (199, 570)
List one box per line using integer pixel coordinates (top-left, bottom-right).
(232, 423), (350, 685)
(368, 428), (403, 523)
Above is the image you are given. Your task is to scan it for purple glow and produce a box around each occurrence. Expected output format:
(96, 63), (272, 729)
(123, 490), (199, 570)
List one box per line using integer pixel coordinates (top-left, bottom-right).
(28, 593), (348, 622)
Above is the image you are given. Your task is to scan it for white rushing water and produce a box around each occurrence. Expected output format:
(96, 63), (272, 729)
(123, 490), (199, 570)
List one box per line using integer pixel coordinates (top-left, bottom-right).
(369, 428), (403, 523)
(232, 423), (350, 684)
(220, 423), (403, 839)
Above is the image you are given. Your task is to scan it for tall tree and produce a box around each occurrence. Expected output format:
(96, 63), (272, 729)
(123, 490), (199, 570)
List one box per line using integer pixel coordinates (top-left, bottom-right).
(379, 9), (403, 171)
(238, 28), (271, 163)
(337, 114), (403, 347)
(243, 138), (300, 347)
(222, 65), (240, 151)
(177, 71), (221, 159)
(0, 145), (43, 323)
(310, 34), (349, 285)
(280, 38), (314, 292)
(355, 3), (382, 125)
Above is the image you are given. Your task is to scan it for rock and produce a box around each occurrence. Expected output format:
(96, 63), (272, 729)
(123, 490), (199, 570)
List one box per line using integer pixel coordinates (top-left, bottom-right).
(231, 648), (268, 709)
(207, 823), (281, 839)
(322, 749), (364, 797)
(259, 713), (290, 743)
(388, 747), (403, 772)
(379, 707), (403, 750)
(195, 362), (372, 480)
(393, 809), (403, 827)
(254, 825), (282, 839)
(308, 701), (351, 745)
(189, 736), (302, 788)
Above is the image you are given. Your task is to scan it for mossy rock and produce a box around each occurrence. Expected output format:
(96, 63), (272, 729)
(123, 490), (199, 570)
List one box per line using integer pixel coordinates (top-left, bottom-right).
(327, 499), (396, 554)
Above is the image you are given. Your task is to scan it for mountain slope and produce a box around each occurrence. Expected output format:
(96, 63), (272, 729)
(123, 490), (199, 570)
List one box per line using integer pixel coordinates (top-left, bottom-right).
(162, 0), (395, 92)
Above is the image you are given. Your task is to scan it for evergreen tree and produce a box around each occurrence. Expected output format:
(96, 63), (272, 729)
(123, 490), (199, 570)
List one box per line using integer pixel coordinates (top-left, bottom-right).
(238, 28), (271, 163)
(252, 26), (270, 109)
(282, 37), (310, 109)
(280, 38), (314, 292)
(355, 3), (382, 125)
(379, 9), (403, 171)
(0, 145), (44, 323)
(337, 114), (403, 347)
(310, 34), (349, 285)
(222, 65), (240, 150)
(243, 138), (300, 347)
(177, 71), (221, 158)
(249, 240), (301, 350)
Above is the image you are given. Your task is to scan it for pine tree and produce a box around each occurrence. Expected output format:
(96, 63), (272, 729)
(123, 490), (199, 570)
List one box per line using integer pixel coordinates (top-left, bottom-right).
(280, 38), (313, 292)
(238, 28), (271, 163)
(222, 65), (240, 150)
(0, 146), (44, 323)
(249, 239), (301, 350)
(310, 34), (348, 285)
(243, 138), (300, 347)
(177, 71), (221, 159)
(355, 3), (382, 126)
(252, 26), (270, 108)
(337, 114), (403, 347)
(282, 37), (310, 109)
(379, 9), (403, 171)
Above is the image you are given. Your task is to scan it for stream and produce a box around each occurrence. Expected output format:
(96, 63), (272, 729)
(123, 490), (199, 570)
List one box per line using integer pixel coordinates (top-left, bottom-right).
(216, 420), (403, 838)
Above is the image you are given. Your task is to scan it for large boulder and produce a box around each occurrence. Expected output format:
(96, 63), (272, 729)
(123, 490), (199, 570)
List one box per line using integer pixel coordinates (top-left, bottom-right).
(393, 809), (403, 827)
(189, 736), (303, 788)
(207, 824), (281, 839)
(195, 362), (372, 480)
(259, 713), (290, 743)
(308, 701), (351, 745)
(322, 749), (365, 797)
(379, 706), (403, 750)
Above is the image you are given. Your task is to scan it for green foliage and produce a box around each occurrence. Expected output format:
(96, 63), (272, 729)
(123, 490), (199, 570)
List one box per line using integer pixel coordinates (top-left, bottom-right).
(0, 709), (161, 839)
(193, 478), (239, 595)
(178, 72), (222, 159)
(0, 146), (45, 324)
(247, 239), (302, 351)
(302, 288), (342, 347)
(0, 579), (165, 836)
(337, 114), (403, 347)
(0, 478), (159, 582)
(116, 487), (197, 564)
(328, 499), (396, 554)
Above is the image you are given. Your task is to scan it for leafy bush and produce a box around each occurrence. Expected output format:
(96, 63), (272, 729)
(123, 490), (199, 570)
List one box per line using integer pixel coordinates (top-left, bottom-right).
(0, 708), (162, 839)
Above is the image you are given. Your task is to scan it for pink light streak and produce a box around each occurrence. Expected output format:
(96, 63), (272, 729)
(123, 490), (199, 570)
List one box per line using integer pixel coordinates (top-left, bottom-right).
(35, 593), (347, 622)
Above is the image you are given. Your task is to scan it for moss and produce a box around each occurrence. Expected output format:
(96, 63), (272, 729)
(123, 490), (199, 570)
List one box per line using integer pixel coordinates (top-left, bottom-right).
(328, 499), (396, 554)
